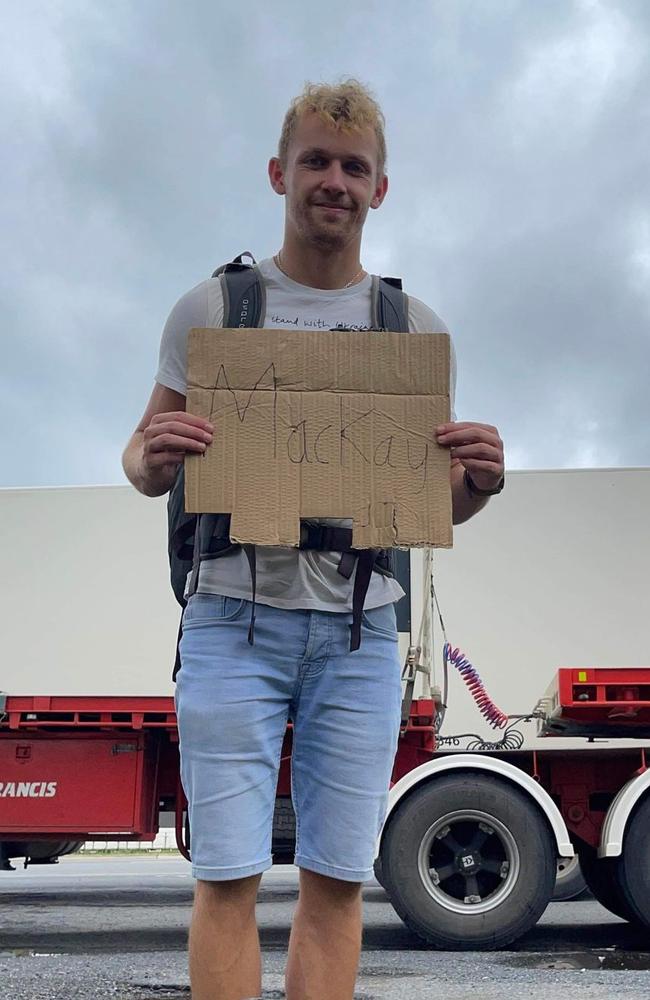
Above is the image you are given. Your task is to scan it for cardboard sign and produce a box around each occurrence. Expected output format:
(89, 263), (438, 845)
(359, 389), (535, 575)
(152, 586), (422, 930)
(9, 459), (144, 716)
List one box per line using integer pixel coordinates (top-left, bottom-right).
(185, 328), (452, 549)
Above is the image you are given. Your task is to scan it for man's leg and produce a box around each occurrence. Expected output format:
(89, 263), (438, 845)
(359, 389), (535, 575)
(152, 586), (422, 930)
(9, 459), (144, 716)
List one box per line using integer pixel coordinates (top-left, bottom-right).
(285, 869), (363, 1000)
(285, 604), (403, 1000)
(189, 874), (263, 1000)
(176, 597), (305, 999)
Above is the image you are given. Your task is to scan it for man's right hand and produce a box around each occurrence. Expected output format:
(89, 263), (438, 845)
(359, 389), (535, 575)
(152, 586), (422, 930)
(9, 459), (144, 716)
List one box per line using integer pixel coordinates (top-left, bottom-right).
(123, 385), (214, 497)
(142, 411), (214, 475)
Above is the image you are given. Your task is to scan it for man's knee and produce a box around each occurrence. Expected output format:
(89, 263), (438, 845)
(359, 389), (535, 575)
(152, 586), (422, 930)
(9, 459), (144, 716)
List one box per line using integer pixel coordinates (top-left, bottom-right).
(298, 868), (363, 904)
(195, 873), (263, 908)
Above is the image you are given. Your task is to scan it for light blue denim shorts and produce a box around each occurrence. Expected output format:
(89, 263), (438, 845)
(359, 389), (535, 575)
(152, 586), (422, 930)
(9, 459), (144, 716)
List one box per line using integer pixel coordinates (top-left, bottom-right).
(175, 594), (402, 883)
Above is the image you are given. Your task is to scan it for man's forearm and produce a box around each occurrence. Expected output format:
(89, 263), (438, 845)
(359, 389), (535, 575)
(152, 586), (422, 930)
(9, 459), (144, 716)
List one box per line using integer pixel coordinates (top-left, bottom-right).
(450, 462), (490, 524)
(122, 432), (179, 498)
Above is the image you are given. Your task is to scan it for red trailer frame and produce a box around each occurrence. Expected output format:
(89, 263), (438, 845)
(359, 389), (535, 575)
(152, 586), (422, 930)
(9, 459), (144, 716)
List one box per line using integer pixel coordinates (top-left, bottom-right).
(0, 693), (436, 860)
(2, 682), (649, 858)
(4, 675), (650, 950)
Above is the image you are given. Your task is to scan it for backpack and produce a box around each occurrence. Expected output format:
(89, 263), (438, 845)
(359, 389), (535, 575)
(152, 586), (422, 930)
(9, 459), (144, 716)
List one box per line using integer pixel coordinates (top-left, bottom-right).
(168, 252), (412, 678)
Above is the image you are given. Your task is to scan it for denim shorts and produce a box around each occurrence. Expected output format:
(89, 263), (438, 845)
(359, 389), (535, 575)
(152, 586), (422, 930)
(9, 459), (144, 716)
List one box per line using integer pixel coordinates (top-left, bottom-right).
(175, 594), (402, 883)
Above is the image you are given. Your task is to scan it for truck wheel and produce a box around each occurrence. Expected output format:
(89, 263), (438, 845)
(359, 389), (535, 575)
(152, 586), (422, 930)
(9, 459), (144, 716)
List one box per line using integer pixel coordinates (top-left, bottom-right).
(553, 855), (590, 901)
(380, 773), (556, 950)
(615, 795), (650, 927)
(578, 846), (637, 922)
(0, 840), (84, 865)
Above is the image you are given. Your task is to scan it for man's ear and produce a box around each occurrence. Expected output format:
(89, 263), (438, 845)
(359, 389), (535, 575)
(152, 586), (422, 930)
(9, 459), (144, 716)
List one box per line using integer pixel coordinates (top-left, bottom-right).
(268, 157), (286, 195)
(370, 172), (388, 210)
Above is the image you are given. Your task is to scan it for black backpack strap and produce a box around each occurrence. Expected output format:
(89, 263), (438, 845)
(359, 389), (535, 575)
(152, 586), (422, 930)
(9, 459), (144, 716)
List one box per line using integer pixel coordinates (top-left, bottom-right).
(350, 550), (378, 651)
(370, 275), (409, 333)
(171, 252), (264, 683)
(172, 617), (184, 682)
(212, 253), (266, 329)
(168, 466), (195, 605)
(242, 543), (257, 645)
(212, 251), (256, 272)
(186, 515), (204, 598)
(299, 521), (354, 551)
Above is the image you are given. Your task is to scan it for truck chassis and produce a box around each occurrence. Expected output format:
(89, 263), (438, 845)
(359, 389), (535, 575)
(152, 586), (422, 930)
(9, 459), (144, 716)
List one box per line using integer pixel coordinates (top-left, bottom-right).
(3, 687), (650, 950)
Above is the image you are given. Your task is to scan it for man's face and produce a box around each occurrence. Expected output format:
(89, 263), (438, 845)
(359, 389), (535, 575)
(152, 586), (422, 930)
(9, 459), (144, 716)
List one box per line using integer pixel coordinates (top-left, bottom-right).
(270, 112), (388, 251)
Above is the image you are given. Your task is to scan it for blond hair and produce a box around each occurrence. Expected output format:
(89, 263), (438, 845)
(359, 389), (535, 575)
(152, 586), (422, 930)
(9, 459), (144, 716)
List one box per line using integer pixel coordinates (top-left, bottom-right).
(278, 78), (387, 178)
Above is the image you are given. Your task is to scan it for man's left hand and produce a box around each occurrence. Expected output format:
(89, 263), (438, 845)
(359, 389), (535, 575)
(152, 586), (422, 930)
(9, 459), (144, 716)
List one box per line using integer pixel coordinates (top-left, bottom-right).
(436, 421), (504, 491)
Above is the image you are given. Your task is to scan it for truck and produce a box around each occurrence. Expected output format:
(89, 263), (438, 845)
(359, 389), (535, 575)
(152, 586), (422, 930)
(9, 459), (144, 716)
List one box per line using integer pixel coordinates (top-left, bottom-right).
(2, 467), (649, 949)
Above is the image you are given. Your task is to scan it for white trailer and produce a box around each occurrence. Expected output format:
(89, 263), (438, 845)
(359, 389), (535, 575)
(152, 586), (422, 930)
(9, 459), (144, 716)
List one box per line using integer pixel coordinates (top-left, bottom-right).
(411, 466), (650, 745)
(3, 468), (648, 706)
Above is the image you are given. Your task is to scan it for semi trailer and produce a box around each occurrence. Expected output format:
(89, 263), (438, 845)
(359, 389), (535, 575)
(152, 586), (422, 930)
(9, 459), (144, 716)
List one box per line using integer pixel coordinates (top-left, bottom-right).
(2, 468), (649, 949)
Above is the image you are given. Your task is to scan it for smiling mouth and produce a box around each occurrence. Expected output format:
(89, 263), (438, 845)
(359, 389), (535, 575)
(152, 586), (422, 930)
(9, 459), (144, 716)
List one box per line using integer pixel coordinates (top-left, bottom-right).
(314, 203), (349, 211)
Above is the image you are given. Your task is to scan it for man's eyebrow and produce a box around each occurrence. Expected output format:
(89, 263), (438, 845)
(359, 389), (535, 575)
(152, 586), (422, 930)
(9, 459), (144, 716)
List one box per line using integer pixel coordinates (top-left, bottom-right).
(301, 147), (372, 169)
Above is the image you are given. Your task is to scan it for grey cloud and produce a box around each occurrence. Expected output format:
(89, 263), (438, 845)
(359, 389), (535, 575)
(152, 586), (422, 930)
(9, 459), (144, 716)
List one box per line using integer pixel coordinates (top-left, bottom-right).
(2, 0), (649, 485)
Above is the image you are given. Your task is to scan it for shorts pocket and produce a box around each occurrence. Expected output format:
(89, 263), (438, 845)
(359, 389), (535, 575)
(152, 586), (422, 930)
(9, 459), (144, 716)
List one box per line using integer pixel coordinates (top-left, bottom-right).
(182, 593), (247, 627)
(361, 603), (398, 640)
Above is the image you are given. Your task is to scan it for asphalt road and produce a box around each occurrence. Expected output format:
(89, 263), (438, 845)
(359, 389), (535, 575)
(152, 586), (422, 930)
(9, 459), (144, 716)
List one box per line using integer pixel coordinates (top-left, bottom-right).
(1, 855), (650, 999)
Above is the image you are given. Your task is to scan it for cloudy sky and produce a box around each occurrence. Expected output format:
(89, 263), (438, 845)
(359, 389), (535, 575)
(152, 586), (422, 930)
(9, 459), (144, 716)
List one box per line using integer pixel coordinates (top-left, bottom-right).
(2, 0), (649, 487)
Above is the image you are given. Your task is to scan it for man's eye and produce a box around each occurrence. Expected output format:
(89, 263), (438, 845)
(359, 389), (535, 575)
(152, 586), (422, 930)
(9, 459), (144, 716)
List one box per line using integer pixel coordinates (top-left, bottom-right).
(305, 156), (325, 167)
(346, 162), (365, 174)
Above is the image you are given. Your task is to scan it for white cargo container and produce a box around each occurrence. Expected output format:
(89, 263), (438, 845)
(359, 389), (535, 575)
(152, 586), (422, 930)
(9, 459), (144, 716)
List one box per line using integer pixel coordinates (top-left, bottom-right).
(413, 467), (650, 746)
(3, 468), (648, 712)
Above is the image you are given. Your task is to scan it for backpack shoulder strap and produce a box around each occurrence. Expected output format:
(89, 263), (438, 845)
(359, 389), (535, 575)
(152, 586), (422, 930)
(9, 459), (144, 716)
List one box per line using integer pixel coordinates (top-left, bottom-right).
(211, 251), (265, 328)
(370, 275), (409, 333)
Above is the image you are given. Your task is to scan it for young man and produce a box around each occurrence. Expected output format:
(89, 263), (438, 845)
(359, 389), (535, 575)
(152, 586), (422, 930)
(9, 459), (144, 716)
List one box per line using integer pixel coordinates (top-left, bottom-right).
(123, 80), (504, 1000)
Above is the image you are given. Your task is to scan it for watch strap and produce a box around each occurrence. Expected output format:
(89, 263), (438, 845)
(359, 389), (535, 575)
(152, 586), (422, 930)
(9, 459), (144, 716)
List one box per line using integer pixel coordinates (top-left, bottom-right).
(464, 468), (505, 497)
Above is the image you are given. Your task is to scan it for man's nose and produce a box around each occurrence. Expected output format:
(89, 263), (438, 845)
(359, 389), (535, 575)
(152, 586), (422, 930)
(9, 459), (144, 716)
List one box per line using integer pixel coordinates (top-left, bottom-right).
(320, 161), (347, 194)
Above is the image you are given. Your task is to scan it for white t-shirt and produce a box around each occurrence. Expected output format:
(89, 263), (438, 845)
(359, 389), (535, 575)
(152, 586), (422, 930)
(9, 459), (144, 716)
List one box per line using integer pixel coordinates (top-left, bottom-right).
(155, 256), (457, 613)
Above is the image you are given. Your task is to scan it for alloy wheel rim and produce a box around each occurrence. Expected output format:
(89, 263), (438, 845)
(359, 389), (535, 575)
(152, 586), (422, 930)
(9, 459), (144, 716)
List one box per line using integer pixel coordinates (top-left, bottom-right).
(416, 808), (520, 915)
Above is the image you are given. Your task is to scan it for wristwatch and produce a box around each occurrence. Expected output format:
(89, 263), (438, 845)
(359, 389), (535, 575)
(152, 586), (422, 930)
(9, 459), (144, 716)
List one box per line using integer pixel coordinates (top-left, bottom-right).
(463, 468), (505, 497)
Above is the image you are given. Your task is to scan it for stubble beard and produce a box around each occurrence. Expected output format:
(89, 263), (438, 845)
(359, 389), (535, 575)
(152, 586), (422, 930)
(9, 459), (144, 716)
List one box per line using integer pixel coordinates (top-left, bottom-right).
(294, 199), (367, 253)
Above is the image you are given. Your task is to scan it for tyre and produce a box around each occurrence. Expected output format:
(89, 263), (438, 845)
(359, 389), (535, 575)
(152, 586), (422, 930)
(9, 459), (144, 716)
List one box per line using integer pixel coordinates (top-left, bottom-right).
(272, 797), (296, 863)
(1, 840), (84, 865)
(614, 794), (650, 927)
(553, 854), (590, 901)
(380, 773), (556, 950)
(578, 846), (637, 922)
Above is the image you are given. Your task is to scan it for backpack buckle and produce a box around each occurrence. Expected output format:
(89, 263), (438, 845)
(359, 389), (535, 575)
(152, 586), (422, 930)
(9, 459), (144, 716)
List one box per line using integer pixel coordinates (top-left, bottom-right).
(299, 520), (325, 548)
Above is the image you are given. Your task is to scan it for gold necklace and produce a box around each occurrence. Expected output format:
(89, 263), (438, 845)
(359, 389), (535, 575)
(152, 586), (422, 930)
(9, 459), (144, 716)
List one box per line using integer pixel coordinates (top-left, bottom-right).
(274, 251), (365, 289)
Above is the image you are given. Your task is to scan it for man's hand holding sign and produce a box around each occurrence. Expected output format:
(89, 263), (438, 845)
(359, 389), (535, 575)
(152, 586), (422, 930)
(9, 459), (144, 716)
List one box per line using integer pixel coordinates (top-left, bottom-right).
(437, 421), (505, 523)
